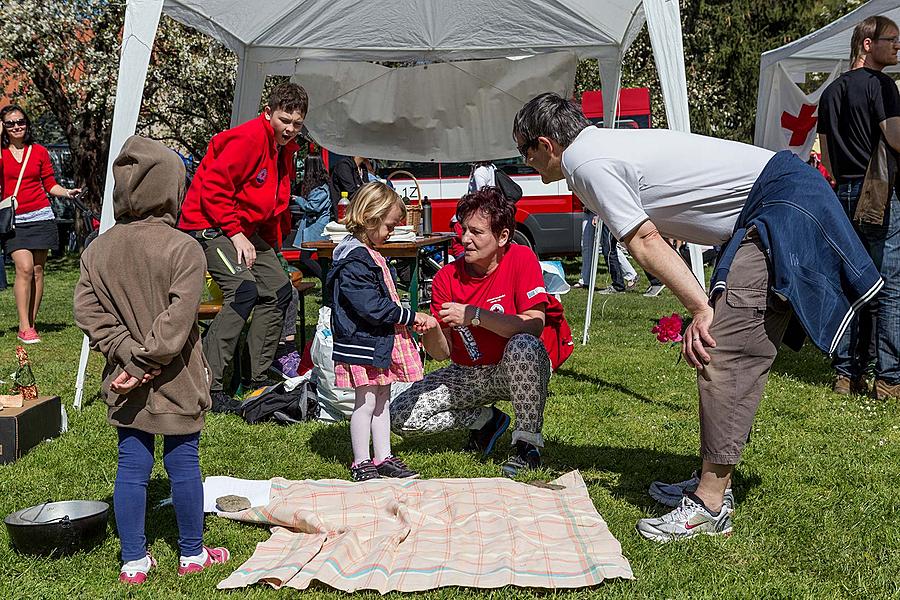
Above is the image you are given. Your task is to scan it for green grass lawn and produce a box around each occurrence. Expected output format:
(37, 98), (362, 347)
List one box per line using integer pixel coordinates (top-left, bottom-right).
(1, 257), (899, 599)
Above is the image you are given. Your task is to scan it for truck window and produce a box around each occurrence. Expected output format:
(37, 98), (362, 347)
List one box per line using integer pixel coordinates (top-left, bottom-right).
(377, 160), (439, 180)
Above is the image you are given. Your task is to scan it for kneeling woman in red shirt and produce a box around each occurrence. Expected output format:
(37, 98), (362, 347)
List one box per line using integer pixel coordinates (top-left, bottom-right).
(390, 186), (552, 477)
(1, 105), (80, 343)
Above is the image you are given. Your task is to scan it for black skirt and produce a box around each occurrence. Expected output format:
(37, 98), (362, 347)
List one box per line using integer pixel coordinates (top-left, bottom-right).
(3, 219), (59, 253)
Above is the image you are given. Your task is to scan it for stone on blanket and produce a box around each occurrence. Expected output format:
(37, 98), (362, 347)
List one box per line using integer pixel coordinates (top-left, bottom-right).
(217, 495), (251, 512)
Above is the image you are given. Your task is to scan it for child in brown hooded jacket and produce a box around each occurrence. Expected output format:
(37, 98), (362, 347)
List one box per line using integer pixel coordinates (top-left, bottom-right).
(74, 136), (229, 584)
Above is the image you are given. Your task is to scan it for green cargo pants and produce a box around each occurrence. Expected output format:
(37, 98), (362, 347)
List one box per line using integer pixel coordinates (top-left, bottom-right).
(196, 231), (292, 392)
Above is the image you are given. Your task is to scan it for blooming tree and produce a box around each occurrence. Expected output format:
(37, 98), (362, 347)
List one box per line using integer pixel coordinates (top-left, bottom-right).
(0, 0), (236, 207)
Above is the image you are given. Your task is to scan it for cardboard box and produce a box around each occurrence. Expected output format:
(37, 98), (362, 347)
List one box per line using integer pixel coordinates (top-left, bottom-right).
(0, 395), (61, 464)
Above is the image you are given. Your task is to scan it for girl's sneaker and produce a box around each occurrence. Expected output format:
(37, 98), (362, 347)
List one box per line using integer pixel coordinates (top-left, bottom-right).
(119, 553), (156, 584)
(375, 455), (419, 479)
(17, 327), (40, 344)
(350, 459), (381, 481)
(178, 546), (231, 576)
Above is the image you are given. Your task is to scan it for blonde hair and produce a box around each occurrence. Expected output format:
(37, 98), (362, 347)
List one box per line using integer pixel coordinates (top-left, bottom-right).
(343, 181), (406, 244)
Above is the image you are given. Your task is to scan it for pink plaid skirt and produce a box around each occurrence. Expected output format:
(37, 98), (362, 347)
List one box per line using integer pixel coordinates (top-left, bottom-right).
(334, 325), (424, 387)
(334, 248), (424, 388)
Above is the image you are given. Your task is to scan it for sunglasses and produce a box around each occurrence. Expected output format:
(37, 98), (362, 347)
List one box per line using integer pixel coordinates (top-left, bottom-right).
(3, 119), (26, 128)
(517, 138), (537, 159)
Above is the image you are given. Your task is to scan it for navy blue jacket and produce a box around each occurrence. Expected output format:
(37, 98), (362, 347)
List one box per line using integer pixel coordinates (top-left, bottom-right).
(711, 151), (883, 355)
(325, 236), (416, 368)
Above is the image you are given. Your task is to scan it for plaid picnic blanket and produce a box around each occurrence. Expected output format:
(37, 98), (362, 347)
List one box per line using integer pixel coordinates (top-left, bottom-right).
(216, 470), (633, 592)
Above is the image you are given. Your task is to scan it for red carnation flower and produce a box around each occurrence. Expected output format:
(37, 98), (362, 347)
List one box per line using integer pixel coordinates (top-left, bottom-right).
(651, 312), (684, 343)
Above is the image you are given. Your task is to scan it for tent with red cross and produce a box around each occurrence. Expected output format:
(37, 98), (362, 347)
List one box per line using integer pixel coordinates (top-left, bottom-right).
(754, 0), (900, 157)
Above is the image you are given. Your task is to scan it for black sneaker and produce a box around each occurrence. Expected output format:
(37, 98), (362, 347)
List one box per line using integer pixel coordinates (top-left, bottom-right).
(465, 407), (511, 456)
(350, 459), (381, 482)
(375, 456), (419, 479)
(210, 391), (242, 414)
(501, 441), (542, 478)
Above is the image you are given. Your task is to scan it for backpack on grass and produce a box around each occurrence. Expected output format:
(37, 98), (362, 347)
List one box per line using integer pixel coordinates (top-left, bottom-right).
(240, 377), (319, 424)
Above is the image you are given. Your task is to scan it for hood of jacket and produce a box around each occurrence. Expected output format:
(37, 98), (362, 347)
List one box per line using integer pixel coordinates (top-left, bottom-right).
(332, 234), (367, 262)
(113, 135), (185, 225)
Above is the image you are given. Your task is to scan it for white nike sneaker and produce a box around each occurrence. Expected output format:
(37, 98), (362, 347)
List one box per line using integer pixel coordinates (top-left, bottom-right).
(636, 495), (733, 543)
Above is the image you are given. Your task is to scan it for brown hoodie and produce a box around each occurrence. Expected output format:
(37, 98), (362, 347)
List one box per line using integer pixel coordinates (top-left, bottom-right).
(74, 136), (211, 435)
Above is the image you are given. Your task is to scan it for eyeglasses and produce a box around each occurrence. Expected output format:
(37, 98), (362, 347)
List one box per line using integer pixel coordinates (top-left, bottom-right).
(3, 119), (26, 128)
(517, 138), (536, 159)
(876, 36), (900, 44)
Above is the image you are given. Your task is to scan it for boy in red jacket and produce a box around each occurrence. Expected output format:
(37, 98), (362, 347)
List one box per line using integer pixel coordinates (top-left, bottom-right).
(179, 82), (308, 411)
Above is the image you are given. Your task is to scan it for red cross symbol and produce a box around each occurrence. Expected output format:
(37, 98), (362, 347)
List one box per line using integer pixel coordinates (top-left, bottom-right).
(781, 103), (818, 147)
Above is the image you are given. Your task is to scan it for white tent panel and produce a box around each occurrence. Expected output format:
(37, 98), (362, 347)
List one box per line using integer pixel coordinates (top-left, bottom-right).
(231, 54), (267, 126)
(645, 0), (691, 135)
(163, 0), (637, 62)
(293, 53), (576, 162)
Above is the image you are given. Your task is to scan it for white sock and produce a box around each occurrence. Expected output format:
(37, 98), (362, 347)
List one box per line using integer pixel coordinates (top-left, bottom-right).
(179, 547), (208, 567)
(122, 554), (152, 574)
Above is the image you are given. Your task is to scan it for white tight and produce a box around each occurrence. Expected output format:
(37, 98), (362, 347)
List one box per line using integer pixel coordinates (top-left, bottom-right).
(350, 384), (392, 465)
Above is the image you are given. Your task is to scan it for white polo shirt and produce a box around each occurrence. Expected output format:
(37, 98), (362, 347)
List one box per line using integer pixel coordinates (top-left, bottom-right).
(561, 127), (774, 246)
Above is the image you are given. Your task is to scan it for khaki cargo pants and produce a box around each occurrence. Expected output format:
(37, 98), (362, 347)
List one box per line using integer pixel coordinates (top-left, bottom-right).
(698, 232), (793, 464)
(196, 231), (292, 392)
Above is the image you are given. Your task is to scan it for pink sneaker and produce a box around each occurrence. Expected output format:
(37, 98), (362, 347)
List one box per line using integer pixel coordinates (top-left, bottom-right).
(119, 553), (156, 585)
(17, 327), (40, 344)
(177, 545), (230, 575)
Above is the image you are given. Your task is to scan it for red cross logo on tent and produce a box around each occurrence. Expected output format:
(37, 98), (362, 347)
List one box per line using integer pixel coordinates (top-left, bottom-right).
(781, 103), (818, 147)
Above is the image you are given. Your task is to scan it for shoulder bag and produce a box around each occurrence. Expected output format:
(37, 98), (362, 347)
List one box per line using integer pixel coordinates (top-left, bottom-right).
(0, 145), (33, 237)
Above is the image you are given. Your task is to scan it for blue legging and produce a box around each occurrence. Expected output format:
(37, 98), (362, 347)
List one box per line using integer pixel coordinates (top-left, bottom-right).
(114, 428), (204, 561)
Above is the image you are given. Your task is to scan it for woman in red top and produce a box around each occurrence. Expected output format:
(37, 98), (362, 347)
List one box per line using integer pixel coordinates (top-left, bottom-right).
(1, 105), (80, 343)
(389, 187), (552, 478)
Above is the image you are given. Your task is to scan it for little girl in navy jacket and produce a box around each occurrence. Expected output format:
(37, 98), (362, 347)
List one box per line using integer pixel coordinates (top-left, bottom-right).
(325, 182), (437, 481)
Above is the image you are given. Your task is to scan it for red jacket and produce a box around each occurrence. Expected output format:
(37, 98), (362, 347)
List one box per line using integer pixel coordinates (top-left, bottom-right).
(178, 114), (298, 248)
(540, 294), (574, 371)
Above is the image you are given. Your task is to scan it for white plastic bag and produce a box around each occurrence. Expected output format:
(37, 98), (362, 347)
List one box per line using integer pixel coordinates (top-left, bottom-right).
(310, 306), (356, 421)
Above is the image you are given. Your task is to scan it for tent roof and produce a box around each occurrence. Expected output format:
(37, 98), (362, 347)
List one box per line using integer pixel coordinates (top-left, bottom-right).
(163, 0), (646, 62)
(761, 0), (900, 75)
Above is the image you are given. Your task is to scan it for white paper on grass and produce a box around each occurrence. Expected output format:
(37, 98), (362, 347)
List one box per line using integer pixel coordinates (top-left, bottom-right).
(202, 476), (273, 513)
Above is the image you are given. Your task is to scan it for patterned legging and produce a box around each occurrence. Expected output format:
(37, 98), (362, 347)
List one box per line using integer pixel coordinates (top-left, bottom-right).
(390, 334), (550, 447)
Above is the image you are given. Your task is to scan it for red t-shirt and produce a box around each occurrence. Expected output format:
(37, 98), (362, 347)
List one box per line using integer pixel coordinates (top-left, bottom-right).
(431, 243), (549, 366)
(1, 144), (58, 214)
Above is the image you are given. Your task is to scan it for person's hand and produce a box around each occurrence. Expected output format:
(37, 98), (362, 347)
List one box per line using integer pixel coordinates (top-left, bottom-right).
(110, 370), (142, 394)
(66, 188), (82, 199)
(682, 305), (716, 373)
(230, 232), (256, 268)
(438, 302), (473, 328)
(413, 313), (438, 333)
(141, 368), (162, 384)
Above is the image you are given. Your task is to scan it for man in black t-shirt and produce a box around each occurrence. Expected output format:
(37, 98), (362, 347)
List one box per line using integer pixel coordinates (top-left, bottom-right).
(818, 15), (900, 400)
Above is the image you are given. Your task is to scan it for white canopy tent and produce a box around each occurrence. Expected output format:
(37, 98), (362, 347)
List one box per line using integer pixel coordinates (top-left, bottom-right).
(754, 0), (900, 154)
(75, 0), (698, 406)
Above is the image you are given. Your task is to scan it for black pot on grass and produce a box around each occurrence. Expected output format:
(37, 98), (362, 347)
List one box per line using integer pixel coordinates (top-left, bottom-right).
(5, 500), (109, 557)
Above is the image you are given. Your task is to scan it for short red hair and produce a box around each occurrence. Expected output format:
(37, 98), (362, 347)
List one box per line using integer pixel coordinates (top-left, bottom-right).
(456, 186), (517, 242)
